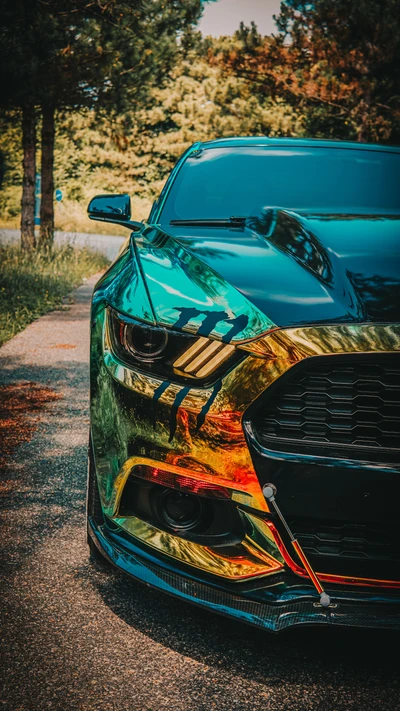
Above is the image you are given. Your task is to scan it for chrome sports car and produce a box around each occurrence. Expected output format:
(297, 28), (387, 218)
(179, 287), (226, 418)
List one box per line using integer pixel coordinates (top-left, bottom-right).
(87, 137), (400, 632)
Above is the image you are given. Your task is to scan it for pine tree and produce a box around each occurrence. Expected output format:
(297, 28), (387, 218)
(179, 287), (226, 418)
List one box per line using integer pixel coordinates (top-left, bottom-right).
(210, 1), (400, 144)
(0, 0), (205, 248)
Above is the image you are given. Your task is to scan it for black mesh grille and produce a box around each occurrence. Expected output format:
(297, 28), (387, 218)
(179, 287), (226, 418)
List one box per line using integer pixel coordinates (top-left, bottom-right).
(286, 517), (400, 580)
(289, 518), (400, 562)
(251, 354), (400, 453)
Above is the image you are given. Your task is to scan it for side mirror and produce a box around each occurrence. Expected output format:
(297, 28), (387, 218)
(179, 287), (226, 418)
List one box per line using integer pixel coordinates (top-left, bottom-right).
(87, 194), (142, 231)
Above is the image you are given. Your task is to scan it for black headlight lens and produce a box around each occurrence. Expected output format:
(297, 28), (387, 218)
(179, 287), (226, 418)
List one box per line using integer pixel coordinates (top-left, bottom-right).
(107, 307), (243, 384)
(121, 322), (168, 360)
(156, 489), (207, 532)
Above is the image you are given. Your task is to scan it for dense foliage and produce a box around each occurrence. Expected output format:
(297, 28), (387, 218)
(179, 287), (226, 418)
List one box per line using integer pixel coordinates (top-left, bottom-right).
(210, 1), (400, 143)
(0, 54), (303, 227)
(0, 0), (399, 232)
(0, 0), (203, 244)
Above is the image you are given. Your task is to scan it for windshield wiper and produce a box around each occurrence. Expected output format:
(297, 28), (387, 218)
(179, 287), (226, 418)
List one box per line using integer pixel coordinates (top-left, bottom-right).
(169, 216), (247, 227)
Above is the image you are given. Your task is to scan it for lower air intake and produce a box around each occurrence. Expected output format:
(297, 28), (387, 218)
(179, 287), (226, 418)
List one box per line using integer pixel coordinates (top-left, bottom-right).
(286, 516), (400, 581)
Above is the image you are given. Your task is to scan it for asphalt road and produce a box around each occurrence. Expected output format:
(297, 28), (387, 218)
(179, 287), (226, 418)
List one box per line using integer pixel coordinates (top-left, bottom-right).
(1, 276), (399, 711)
(0, 228), (126, 260)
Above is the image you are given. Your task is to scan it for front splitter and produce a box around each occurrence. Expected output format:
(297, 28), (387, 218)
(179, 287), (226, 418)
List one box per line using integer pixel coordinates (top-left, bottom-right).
(88, 520), (400, 633)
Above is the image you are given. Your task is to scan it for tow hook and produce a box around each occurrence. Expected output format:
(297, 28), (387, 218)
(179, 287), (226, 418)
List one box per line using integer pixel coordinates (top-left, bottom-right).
(263, 483), (335, 609)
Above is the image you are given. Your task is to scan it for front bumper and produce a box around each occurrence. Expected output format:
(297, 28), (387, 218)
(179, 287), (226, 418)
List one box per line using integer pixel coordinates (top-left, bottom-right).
(90, 293), (400, 630)
(88, 517), (400, 632)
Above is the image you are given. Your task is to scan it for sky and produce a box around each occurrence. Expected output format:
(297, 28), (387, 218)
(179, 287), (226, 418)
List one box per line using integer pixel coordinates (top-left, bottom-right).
(198, 0), (282, 37)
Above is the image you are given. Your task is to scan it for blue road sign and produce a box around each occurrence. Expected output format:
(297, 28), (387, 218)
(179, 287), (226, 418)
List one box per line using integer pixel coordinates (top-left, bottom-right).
(34, 173), (41, 226)
(34, 176), (62, 225)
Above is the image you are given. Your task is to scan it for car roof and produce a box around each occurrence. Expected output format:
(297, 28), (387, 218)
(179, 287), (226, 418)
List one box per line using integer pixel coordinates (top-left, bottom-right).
(196, 136), (400, 154)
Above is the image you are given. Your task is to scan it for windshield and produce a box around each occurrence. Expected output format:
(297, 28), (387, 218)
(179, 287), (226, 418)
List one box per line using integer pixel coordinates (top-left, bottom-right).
(159, 146), (400, 221)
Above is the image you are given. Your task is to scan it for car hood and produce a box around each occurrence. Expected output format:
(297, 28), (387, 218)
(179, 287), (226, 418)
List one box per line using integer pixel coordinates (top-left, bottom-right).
(126, 210), (400, 343)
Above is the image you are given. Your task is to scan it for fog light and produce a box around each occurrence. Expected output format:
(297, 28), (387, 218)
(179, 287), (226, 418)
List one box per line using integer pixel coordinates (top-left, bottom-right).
(159, 489), (205, 532)
(118, 465), (247, 543)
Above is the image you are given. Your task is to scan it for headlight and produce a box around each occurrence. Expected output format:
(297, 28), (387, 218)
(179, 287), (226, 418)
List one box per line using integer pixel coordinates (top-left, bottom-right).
(119, 321), (168, 360)
(107, 307), (242, 384)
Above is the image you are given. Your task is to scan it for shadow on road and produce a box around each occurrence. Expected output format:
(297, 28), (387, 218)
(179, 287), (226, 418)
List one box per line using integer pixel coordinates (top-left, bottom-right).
(0, 356), (89, 569)
(80, 554), (400, 693)
(2, 342), (399, 709)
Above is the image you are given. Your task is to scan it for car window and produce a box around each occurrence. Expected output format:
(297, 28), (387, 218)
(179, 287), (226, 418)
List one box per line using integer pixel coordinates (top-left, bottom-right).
(159, 146), (400, 221)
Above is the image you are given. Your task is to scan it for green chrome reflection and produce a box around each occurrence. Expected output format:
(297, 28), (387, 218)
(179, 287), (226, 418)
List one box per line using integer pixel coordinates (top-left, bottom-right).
(131, 226), (275, 342)
(93, 243), (156, 325)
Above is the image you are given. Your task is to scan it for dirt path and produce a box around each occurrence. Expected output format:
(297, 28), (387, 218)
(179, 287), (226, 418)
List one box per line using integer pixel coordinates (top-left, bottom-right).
(0, 276), (399, 711)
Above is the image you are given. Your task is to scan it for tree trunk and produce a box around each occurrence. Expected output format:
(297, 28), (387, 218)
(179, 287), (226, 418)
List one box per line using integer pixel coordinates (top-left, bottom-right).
(39, 104), (55, 249)
(20, 105), (36, 251)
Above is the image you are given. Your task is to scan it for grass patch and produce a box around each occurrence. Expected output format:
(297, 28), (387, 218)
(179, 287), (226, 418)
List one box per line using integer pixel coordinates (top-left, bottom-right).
(0, 243), (109, 346)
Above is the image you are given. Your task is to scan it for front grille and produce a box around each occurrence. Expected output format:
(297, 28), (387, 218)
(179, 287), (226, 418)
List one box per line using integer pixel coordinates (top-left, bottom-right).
(251, 354), (400, 453)
(287, 517), (400, 581)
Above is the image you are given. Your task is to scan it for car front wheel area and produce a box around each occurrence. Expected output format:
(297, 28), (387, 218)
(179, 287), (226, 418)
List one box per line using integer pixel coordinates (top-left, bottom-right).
(86, 434), (108, 564)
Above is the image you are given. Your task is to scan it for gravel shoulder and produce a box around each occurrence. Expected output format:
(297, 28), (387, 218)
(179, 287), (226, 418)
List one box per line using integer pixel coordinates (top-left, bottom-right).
(0, 276), (399, 711)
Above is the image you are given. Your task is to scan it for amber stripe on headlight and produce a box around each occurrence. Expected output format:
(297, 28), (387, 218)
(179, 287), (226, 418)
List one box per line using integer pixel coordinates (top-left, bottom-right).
(196, 344), (235, 378)
(173, 336), (235, 378)
(184, 340), (222, 373)
(173, 336), (210, 369)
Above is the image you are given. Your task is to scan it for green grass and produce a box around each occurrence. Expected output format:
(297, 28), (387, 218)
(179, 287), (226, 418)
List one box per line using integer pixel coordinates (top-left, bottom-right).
(0, 243), (109, 346)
